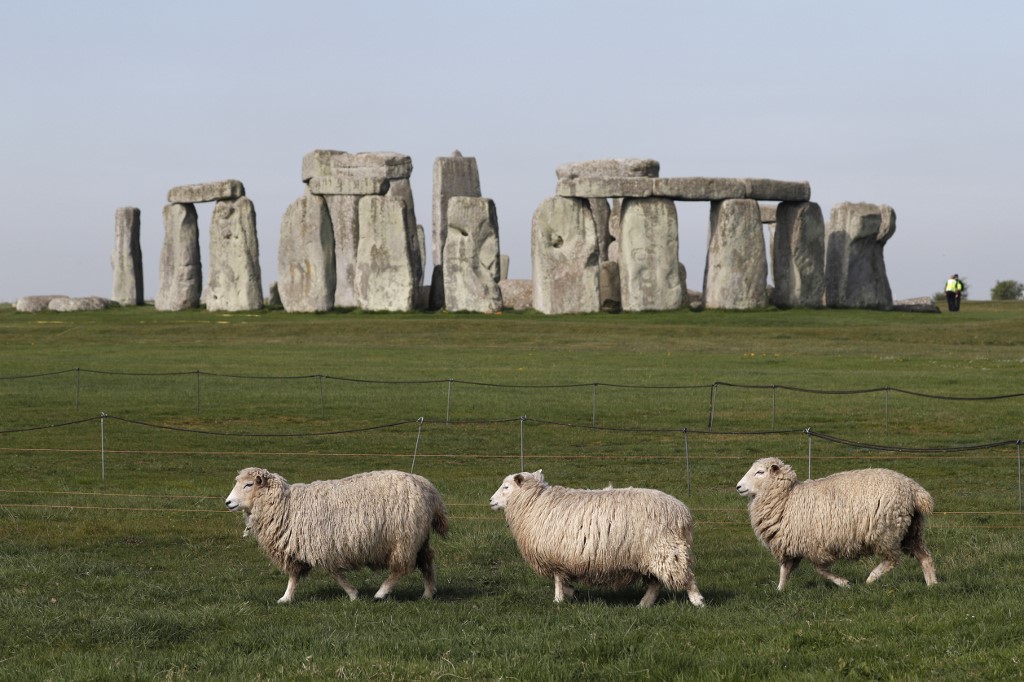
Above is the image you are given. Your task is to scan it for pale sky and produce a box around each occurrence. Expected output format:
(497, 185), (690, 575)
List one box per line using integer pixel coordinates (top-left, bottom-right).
(2, 1), (1021, 304)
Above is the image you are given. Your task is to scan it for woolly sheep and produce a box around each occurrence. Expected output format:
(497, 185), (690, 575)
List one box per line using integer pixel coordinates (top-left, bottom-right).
(225, 467), (448, 603)
(489, 470), (704, 607)
(736, 457), (938, 590)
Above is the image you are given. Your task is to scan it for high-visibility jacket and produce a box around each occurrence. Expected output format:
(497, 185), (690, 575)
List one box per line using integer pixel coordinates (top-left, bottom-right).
(946, 278), (963, 293)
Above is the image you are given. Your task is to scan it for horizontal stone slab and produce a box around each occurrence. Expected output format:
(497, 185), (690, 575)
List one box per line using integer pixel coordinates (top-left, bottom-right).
(758, 203), (777, 223)
(308, 172), (391, 196)
(167, 179), (245, 204)
(556, 177), (655, 198)
(556, 158), (659, 180)
(302, 150), (412, 182)
(652, 177), (746, 201)
(742, 178), (811, 202)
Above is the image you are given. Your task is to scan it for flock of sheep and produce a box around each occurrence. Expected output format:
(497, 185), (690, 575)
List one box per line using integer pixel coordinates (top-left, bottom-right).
(223, 457), (938, 606)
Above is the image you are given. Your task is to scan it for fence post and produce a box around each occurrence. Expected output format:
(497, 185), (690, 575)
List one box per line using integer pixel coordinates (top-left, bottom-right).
(445, 379), (453, 425)
(771, 385), (777, 431)
(100, 412), (107, 481)
(195, 370), (201, 416)
(318, 375), (325, 420)
(1017, 440), (1022, 514)
(806, 427), (813, 479)
(683, 428), (691, 497)
(75, 367), (81, 411)
(592, 383), (597, 427)
(411, 417), (425, 472)
(884, 387), (890, 437)
(707, 383), (718, 432)
(519, 415), (526, 471)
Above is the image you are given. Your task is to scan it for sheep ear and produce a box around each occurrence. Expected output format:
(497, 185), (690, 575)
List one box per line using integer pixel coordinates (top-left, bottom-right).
(769, 464), (779, 473)
(533, 469), (545, 483)
(513, 474), (524, 486)
(255, 474), (265, 486)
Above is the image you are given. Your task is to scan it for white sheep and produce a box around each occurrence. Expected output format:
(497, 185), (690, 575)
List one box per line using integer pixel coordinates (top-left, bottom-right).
(225, 467), (448, 603)
(489, 470), (704, 607)
(736, 457), (938, 590)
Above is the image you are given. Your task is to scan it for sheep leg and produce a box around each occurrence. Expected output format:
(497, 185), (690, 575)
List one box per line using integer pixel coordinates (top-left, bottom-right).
(373, 570), (409, 600)
(866, 558), (899, 584)
(639, 580), (661, 608)
(416, 543), (437, 599)
(278, 573), (300, 604)
(553, 574), (575, 603)
(328, 569), (359, 601)
(777, 558), (801, 591)
(685, 579), (705, 607)
(913, 546), (938, 586)
(813, 564), (850, 587)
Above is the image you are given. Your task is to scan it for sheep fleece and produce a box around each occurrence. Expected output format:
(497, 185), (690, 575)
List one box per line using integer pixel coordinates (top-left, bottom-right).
(504, 480), (696, 590)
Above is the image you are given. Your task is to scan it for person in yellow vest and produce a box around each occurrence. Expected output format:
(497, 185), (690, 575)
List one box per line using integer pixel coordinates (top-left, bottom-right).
(945, 274), (964, 312)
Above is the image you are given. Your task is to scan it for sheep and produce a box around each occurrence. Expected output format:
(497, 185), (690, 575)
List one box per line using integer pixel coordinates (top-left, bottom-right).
(225, 467), (448, 603)
(736, 457), (938, 591)
(489, 470), (704, 608)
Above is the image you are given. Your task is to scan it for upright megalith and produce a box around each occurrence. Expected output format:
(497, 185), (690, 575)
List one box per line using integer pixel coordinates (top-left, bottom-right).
(156, 203), (201, 311)
(825, 202), (896, 309)
(772, 201), (825, 308)
(111, 207), (143, 305)
(431, 151), (483, 309)
(618, 198), (683, 311)
(531, 196), (600, 315)
(278, 191), (336, 312)
(206, 197), (263, 312)
(443, 197), (502, 313)
(703, 199), (768, 310)
(356, 195), (416, 312)
(324, 195), (359, 308)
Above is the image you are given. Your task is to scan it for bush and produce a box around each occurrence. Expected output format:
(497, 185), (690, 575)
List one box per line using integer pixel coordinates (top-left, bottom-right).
(990, 280), (1024, 301)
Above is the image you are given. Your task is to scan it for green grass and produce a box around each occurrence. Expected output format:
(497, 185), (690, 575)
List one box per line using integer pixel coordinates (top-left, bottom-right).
(1, 302), (1023, 680)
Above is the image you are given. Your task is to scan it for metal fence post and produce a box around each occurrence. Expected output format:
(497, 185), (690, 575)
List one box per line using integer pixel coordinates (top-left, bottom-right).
(806, 427), (813, 479)
(318, 374), (325, 420)
(1017, 440), (1022, 514)
(592, 383), (597, 427)
(100, 412), (107, 481)
(75, 367), (81, 411)
(195, 370), (201, 416)
(446, 379), (453, 425)
(519, 415), (526, 471)
(771, 385), (777, 431)
(411, 417), (425, 472)
(683, 427), (691, 497)
(707, 383), (718, 432)
(884, 387), (890, 437)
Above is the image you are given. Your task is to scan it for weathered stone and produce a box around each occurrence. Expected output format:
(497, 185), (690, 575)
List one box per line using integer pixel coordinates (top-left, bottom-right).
(555, 158), (659, 180)
(111, 207), (143, 305)
(758, 203), (777, 223)
(266, 281), (282, 308)
(385, 179), (423, 289)
(531, 196), (600, 315)
(278, 191), (336, 313)
(47, 296), (117, 312)
(771, 201), (825, 308)
(324, 195), (360, 308)
(599, 261), (621, 312)
(499, 254), (509, 281)
(356, 196), (415, 312)
(499, 279), (533, 310)
(741, 178), (811, 202)
(156, 203), (201, 311)
(824, 202), (896, 309)
(15, 295), (61, 313)
(443, 197), (502, 313)
(892, 297), (940, 313)
(653, 177), (746, 201)
(167, 179), (245, 204)
(607, 199), (623, 262)
(703, 199), (768, 310)
(205, 197), (263, 312)
(618, 198), (683, 311)
(428, 265), (445, 311)
(301, 150), (412, 182)
(432, 152), (482, 266)
(557, 177), (655, 199)
(589, 198), (611, 261)
(308, 173), (390, 196)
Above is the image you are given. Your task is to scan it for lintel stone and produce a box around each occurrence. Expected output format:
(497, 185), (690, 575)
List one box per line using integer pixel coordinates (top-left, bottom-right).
(556, 177), (655, 198)
(652, 177), (746, 201)
(167, 179), (245, 204)
(742, 178), (811, 202)
(556, 158), (659, 180)
(301, 150), (413, 182)
(308, 173), (390, 196)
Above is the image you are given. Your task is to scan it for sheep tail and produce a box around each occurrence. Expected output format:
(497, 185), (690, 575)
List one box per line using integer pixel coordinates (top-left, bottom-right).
(648, 539), (695, 592)
(432, 502), (449, 539)
(913, 484), (934, 516)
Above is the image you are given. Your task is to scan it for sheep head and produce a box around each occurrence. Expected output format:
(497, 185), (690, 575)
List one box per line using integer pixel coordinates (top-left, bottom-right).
(225, 467), (276, 512)
(736, 457), (797, 498)
(489, 469), (545, 510)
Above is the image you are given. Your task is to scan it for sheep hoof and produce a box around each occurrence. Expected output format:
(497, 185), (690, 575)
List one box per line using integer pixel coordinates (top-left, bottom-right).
(276, 596), (293, 605)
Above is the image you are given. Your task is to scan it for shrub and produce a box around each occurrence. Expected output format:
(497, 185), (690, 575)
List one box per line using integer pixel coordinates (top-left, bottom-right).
(990, 280), (1024, 301)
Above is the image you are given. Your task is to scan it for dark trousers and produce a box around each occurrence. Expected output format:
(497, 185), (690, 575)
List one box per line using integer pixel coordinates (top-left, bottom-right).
(946, 291), (960, 311)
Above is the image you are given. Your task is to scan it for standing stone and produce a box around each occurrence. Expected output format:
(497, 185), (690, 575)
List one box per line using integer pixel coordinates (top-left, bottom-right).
(432, 151), (482, 266)
(772, 201), (825, 308)
(499, 254), (510, 281)
(206, 197), (263, 312)
(703, 199), (768, 310)
(324, 195), (360, 308)
(111, 207), (143, 305)
(278, 191), (336, 312)
(386, 178), (423, 288)
(356, 196), (415, 312)
(443, 197), (502, 313)
(618, 198), (683, 311)
(599, 261), (621, 312)
(825, 202), (896, 309)
(156, 203), (201, 311)
(531, 196), (600, 315)
(499, 279), (533, 310)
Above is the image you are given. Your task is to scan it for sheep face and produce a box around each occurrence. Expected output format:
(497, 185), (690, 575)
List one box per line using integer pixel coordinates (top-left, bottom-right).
(736, 457), (794, 498)
(489, 470), (545, 510)
(225, 467), (273, 512)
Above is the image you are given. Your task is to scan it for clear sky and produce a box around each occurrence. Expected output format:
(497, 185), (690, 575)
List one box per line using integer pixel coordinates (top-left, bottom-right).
(1, 1), (1020, 304)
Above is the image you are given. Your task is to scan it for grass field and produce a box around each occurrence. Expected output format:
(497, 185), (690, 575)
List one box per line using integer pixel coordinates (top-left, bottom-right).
(1, 302), (1022, 680)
